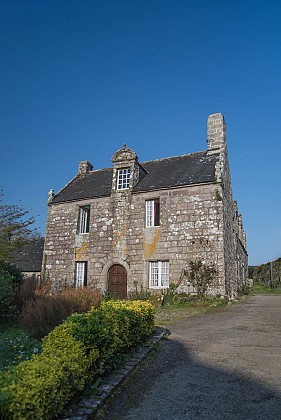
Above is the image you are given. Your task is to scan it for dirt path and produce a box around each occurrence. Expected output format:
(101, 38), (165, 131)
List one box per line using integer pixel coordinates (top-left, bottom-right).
(95, 295), (281, 419)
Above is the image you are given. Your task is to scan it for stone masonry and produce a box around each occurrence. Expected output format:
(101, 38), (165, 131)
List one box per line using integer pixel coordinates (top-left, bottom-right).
(43, 113), (248, 299)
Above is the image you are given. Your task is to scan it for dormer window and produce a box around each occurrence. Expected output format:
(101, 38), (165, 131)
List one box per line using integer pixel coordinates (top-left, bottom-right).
(117, 168), (131, 190)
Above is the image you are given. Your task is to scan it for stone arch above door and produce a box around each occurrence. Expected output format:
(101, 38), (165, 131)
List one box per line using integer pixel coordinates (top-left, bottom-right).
(107, 264), (127, 299)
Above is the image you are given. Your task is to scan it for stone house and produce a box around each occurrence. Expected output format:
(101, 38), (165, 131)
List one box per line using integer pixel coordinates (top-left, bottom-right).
(43, 113), (248, 299)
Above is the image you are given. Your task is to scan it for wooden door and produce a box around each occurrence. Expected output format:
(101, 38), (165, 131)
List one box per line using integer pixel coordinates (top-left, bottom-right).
(108, 264), (127, 299)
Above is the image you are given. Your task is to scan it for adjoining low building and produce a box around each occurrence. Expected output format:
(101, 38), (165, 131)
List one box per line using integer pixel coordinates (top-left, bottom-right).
(15, 237), (44, 280)
(43, 113), (248, 299)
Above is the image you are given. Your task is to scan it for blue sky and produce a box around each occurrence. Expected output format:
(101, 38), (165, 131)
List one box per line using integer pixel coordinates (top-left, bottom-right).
(1, 0), (280, 266)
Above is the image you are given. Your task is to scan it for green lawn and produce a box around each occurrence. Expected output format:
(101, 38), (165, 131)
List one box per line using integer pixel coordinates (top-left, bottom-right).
(0, 322), (41, 371)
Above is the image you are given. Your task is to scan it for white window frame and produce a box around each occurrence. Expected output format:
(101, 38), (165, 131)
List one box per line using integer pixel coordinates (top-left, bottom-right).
(117, 168), (131, 190)
(79, 206), (90, 234)
(146, 199), (160, 227)
(75, 262), (87, 288)
(149, 261), (169, 288)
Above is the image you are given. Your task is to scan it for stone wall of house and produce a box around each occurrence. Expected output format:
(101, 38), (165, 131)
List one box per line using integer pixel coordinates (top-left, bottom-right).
(22, 271), (41, 280)
(233, 202), (248, 291)
(134, 184), (226, 295)
(207, 113), (248, 298)
(44, 202), (79, 290)
(220, 154), (239, 298)
(44, 181), (228, 296)
(218, 154), (248, 297)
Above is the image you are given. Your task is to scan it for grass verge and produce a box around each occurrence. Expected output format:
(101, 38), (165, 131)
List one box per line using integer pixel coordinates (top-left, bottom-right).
(252, 284), (281, 294)
(155, 297), (229, 326)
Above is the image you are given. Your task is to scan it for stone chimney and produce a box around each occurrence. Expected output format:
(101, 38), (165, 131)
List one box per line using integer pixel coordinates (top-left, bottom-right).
(207, 113), (226, 151)
(78, 160), (93, 175)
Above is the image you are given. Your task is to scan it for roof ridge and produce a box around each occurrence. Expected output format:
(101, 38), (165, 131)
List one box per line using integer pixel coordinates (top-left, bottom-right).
(140, 149), (208, 165)
(88, 167), (112, 173)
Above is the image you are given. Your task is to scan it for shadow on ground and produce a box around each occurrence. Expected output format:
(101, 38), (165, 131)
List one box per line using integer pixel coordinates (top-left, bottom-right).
(95, 337), (281, 420)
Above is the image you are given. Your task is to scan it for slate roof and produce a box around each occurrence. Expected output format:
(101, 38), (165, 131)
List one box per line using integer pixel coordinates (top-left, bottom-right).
(135, 151), (218, 192)
(15, 237), (45, 272)
(52, 150), (218, 204)
(53, 168), (113, 204)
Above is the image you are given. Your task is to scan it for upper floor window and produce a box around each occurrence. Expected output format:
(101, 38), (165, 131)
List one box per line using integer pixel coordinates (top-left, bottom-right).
(79, 206), (90, 234)
(146, 199), (160, 227)
(149, 261), (169, 288)
(75, 261), (87, 287)
(117, 168), (131, 190)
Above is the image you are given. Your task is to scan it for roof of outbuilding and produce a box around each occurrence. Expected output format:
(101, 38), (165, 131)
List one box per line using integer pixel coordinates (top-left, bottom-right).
(15, 237), (45, 272)
(52, 150), (218, 204)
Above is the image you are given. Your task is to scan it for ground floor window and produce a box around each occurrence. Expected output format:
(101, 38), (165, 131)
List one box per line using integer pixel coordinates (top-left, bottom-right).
(75, 261), (87, 287)
(149, 261), (169, 288)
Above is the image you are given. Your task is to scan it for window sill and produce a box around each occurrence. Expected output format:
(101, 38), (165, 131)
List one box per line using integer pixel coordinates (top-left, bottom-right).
(145, 225), (161, 228)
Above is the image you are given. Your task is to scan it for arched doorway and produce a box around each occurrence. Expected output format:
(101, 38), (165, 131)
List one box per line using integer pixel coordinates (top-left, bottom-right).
(107, 264), (127, 299)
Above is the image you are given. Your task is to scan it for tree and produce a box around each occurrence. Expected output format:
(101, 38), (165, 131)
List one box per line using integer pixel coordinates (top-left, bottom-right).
(185, 260), (217, 300)
(0, 268), (16, 319)
(0, 261), (23, 288)
(0, 193), (38, 264)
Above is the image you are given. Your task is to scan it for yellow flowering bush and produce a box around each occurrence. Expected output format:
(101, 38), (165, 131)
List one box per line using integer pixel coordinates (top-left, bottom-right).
(0, 300), (154, 419)
(1, 322), (90, 419)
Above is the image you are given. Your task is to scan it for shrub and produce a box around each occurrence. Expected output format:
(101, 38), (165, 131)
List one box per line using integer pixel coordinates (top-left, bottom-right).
(20, 287), (103, 339)
(1, 322), (90, 419)
(148, 294), (164, 307)
(173, 292), (190, 304)
(0, 269), (16, 319)
(185, 260), (217, 300)
(13, 277), (38, 312)
(1, 300), (154, 419)
(69, 300), (155, 375)
(58, 287), (103, 313)
(20, 295), (70, 338)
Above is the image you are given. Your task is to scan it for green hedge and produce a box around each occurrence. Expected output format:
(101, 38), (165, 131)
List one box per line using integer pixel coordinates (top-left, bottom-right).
(0, 300), (154, 419)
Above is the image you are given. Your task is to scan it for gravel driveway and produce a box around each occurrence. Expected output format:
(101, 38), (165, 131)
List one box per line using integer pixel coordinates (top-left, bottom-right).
(95, 295), (281, 419)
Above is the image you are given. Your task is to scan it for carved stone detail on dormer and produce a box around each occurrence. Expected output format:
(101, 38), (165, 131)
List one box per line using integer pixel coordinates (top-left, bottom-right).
(112, 144), (138, 165)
